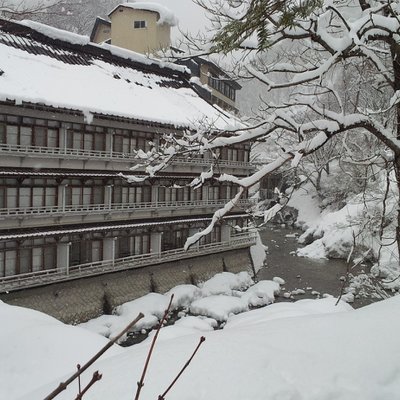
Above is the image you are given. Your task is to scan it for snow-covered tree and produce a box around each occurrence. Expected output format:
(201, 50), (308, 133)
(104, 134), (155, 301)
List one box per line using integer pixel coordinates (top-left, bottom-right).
(33, 0), (119, 34)
(158, 0), (400, 261)
(0, 0), (60, 19)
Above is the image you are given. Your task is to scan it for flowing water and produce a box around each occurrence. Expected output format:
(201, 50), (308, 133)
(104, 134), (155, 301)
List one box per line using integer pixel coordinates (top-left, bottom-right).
(257, 225), (379, 308)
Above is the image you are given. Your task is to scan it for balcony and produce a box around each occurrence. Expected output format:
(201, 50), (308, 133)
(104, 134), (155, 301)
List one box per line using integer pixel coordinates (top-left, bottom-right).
(0, 233), (257, 293)
(0, 198), (255, 218)
(0, 143), (254, 171)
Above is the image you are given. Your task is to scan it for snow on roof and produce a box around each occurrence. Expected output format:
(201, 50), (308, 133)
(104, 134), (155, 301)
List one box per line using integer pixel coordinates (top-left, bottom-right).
(0, 19), (235, 130)
(19, 19), (91, 46)
(19, 18), (184, 72)
(109, 2), (178, 26)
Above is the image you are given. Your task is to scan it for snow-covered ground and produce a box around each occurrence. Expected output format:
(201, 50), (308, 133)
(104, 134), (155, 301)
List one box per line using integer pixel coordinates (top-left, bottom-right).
(287, 181), (400, 291)
(79, 271), (279, 340)
(2, 289), (400, 400)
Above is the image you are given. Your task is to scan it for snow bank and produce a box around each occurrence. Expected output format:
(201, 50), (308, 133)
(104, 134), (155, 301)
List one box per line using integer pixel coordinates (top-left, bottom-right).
(80, 272), (272, 338)
(80, 293), (170, 340)
(0, 301), (122, 400)
(14, 296), (400, 400)
(288, 181), (396, 264)
(199, 271), (253, 296)
(164, 284), (202, 308)
(190, 295), (248, 321)
(297, 237), (327, 258)
(225, 297), (352, 329)
(239, 280), (280, 307)
(249, 230), (267, 273)
(144, 316), (217, 343)
(287, 182), (321, 230)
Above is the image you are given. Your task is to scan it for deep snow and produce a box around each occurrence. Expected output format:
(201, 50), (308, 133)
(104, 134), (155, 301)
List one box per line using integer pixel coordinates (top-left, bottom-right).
(1, 271), (400, 400)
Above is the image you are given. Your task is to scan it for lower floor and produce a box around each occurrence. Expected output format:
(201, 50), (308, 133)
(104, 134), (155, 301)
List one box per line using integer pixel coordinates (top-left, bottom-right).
(0, 216), (250, 279)
(0, 247), (254, 323)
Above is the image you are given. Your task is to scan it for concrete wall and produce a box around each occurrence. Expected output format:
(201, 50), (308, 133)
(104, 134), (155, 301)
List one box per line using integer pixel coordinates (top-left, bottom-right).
(0, 248), (253, 324)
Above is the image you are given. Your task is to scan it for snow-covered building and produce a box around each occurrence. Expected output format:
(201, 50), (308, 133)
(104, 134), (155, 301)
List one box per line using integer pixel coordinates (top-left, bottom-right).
(0, 18), (255, 298)
(90, 3), (241, 112)
(91, 2), (176, 54)
(177, 55), (242, 113)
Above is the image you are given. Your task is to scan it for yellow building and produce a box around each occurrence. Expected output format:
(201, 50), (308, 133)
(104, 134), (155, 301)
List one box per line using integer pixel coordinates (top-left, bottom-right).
(90, 3), (241, 113)
(91, 2), (175, 54)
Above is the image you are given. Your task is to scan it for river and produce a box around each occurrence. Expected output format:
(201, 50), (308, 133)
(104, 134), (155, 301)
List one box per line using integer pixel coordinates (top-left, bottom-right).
(257, 225), (379, 308)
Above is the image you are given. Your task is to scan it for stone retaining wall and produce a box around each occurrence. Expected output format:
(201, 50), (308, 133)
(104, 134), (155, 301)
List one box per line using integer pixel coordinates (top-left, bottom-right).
(0, 248), (253, 324)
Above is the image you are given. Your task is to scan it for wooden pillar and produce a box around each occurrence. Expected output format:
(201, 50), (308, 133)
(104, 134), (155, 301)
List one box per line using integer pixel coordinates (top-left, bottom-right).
(57, 242), (70, 273)
(150, 232), (162, 254)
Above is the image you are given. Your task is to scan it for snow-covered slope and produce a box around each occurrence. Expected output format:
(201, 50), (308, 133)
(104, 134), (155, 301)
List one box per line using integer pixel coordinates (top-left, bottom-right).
(2, 294), (400, 400)
(0, 301), (123, 399)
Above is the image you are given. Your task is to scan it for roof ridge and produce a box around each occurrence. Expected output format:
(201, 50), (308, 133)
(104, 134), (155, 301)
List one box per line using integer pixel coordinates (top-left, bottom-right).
(0, 18), (189, 79)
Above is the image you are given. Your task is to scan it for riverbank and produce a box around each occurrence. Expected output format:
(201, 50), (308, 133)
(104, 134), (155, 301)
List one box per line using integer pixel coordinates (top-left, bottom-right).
(257, 225), (383, 308)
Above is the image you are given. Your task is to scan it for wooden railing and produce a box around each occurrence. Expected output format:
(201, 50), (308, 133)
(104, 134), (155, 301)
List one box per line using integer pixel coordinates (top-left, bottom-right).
(0, 143), (253, 169)
(0, 233), (256, 293)
(0, 198), (256, 217)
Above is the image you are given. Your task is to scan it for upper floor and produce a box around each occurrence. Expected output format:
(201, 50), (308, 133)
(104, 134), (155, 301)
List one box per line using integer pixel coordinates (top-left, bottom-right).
(177, 56), (242, 113)
(0, 172), (254, 229)
(0, 108), (253, 176)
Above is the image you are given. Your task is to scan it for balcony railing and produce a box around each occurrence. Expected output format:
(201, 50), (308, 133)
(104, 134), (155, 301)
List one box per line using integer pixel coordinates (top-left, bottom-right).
(173, 157), (253, 169)
(0, 233), (257, 293)
(0, 143), (253, 169)
(0, 198), (256, 218)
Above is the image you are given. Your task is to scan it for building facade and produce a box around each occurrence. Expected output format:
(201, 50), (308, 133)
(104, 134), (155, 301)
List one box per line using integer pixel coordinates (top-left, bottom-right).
(91, 3), (175, 54)
(90, 3), (241, 112)
(178, 56), (242, 113)
(0, 19), (255, 294)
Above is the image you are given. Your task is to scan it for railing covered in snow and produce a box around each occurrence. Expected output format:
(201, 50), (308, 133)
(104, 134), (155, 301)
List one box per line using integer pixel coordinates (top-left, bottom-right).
(0, 233), (257, 293)
(0, 143), (254, 169)
(0, 198), (256, 218)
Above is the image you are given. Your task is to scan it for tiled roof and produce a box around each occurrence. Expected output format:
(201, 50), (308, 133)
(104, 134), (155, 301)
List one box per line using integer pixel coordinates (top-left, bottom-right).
(0, 19), (236, 130)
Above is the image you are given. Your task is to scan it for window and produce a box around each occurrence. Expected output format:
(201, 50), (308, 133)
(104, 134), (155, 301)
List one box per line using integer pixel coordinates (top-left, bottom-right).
(0, 239), (56, 276)
(134, 20), (146, 29)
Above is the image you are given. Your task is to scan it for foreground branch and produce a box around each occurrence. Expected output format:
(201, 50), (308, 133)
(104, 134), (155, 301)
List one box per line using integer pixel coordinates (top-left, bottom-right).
(134, 295), (174, 400)
(158, 336), (206, 400)
(44, 313), (144, 400)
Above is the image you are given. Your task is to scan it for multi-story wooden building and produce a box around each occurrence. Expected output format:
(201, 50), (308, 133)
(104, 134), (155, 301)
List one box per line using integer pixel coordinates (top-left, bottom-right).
(0, 18), (255, 294)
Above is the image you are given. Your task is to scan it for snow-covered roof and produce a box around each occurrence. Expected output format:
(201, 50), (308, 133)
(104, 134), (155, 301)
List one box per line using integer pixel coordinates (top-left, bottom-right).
(0, 169), (201, 179)
(0, 19), (235, 130)
(108, 2), (178, 26)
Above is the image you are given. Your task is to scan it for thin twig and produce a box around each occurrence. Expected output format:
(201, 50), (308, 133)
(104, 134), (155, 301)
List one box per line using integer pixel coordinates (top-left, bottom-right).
(77, 364), (81, 396)
(134, 295), (174, 400)
(158, 336), (206, 400)
(74, 371), (102, 400)
(43, 313), (144, 400)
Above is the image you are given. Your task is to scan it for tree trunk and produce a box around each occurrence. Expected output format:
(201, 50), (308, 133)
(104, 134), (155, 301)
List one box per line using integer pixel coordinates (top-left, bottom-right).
(391, 42), (400, 263)
(394, 155), (400, 262)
